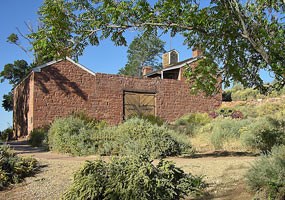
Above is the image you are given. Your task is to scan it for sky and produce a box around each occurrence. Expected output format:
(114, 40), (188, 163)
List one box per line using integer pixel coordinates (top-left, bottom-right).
(0, 1), (274, 131)
(0, 1), (193, 131)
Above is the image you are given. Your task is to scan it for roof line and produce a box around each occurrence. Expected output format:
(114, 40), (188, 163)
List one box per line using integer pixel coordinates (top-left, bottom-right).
(14, 57), (96, 90)
(162, 56), (202, 72)
(32, 57), (95, 76)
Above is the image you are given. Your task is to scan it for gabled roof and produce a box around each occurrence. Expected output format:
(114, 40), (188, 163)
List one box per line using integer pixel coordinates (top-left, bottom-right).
(14, 57), (95, 90)
(32, 57), (95, 76)
(144, 55), (203, 77)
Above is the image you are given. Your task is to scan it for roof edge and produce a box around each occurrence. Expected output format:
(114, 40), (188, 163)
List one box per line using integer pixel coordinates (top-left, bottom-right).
(32, 57), (95, 76)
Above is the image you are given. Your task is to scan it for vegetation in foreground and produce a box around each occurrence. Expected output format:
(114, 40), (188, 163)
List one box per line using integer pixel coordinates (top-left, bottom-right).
(0, 146), (38, 190)
(63, 155), (205, 200)
(246, 145), (285, 200)
(46, 115), (192, 158)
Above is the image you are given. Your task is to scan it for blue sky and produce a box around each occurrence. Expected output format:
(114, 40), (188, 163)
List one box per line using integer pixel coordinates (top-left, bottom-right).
(0, 1), (193, 131)
(0, 1), (274, 131)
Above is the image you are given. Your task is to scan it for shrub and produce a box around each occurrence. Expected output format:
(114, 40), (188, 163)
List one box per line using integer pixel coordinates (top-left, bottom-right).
(196, 118), (251, 150)
(0, 128), (13, 141)
(28, 127), (49, 148)
(240, 117), (285, 153)
(246, 145), (285, 199)
(48, 116), (103, 156)
(0, 146), (38, 190)
(127, 114), (165, 126)
(231, 87), (262, 101)
(71, 112), (106, 128)
(100, 118), (193, 158)
(63, 156), (206, 200)
(174, 113), (212, 135)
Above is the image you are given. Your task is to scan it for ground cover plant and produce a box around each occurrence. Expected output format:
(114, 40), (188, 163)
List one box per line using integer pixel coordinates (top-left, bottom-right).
(63, 155), (206, 200)
(246, 145), (285, 200)
(0, 146), (38, 190)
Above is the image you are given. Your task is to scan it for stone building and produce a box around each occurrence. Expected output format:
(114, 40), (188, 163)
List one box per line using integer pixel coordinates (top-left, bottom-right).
(13, 49), (221, 138)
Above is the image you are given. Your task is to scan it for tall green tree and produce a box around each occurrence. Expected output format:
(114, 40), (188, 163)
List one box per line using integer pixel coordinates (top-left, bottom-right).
(118, 34), (165, 77)
(29, 0), (80, 64)
(0, 60), (32, 111)
(69, 0), (284, 94)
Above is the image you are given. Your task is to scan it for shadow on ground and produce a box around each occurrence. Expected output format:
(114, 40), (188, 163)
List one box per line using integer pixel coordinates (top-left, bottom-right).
(186, 151), (259, 159)
(2, 140), (47, 155)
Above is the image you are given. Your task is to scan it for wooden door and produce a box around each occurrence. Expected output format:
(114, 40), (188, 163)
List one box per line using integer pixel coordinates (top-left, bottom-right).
(124, 92), (155, 119)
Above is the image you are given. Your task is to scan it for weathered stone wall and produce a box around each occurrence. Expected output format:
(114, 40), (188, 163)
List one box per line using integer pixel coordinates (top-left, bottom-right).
(33, 60), (96, 129)
(13, 60), (222, 136)
(94, 73), (221, 124)
(13, 73), (34, 138)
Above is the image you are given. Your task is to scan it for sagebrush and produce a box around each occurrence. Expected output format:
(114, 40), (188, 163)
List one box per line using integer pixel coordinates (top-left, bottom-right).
(0, 146), (38, 190)
(63, 155), (206, 200)
(246, 145), (285, 200)
(100, 118), (193, 158)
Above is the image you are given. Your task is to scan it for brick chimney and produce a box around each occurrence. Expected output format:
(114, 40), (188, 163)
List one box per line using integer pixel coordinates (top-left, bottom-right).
(192, 48), (203, 57)
(162, 50), (179, 68)
(142, 66), (153, 76)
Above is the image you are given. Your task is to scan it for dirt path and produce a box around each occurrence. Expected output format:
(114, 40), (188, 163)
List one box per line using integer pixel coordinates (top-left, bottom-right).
(1, 142), (256, 200)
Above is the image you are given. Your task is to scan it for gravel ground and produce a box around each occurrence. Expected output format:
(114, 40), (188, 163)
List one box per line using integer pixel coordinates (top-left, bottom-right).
(0, 142), (256, 200)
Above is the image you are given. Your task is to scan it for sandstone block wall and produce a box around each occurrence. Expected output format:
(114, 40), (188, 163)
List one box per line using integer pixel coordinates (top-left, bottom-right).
(13, 60), (222, 137)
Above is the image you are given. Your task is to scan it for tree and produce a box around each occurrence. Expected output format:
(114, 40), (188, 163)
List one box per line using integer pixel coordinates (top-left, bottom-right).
(28, 0), (81, 64)
(1, 0), (78, 111)
(118, 34), (165, 77)
(69, 0), (284, 94)
(0, 60), (32, 111)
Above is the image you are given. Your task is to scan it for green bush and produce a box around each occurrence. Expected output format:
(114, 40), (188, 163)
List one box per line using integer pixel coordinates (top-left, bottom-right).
(100, 118), (193, 158)
(71, 112), (107, 128)
(63, 156), (206, 200)
(174, 113), (211, 135)
(231, 87), (262, 101)
(48, 116), (105, 156)
(0, 128), (13, 141)
(0, 146), (38, 190)
(196, 118), (250, 150)
(28, 127), (49, 148)
(127, 114), (165, 126)
(240, 117), (285, 153)
(246, 145), (285, 199)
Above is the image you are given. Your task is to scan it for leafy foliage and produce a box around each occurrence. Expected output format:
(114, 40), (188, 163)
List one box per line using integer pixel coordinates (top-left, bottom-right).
(28, 0), (80, 64)
(0, 146), (38, 190)
(67, 0), (285, 94)
(0, 60), (32, 111)
(2, 92), (13, 112)
(246, 145), (285, 200)
(118, 34), (165, 77)
(63, 156), (205, 200)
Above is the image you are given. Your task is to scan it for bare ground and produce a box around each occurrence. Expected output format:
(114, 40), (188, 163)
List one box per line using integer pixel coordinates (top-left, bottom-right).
(0, 141), (256, 200)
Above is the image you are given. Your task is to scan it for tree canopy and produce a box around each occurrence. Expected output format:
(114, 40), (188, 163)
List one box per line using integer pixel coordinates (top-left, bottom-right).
(1, 0), (77, 111)
(0, 60), (32, 111)
(118, 34), (165, 77)
(62, 0), (284, 94)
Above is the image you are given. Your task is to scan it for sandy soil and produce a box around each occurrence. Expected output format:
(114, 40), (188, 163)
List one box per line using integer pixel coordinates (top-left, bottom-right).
(0, 141), (256, 200)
